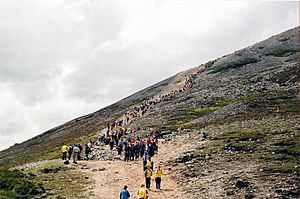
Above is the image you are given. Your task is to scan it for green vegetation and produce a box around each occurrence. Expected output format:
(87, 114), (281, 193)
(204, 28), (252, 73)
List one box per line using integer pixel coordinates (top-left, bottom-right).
(209, 57), (259, 73)
(208, 98), (237, 107)
(208, 127), (300, 174)
(263, 163), (299, 173)
(218, 131), (263, 152)
(0, 168), (45, 198)
(33, 163), (94, 198)
(278, 36), (290, 42)
(234, 88), (299, 122)
(219, 131), (264, 142)
(274, 137), (300, 158)
(164, 106), (222, 130)
(265, 48), (300, 57)
(268, 66), (300, 85)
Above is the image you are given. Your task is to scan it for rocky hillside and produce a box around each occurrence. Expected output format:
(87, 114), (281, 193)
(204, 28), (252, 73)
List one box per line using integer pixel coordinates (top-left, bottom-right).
(0, 26), (299, 198)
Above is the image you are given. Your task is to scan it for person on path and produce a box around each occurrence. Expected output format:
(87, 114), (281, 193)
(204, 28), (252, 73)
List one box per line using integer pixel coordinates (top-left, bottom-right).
(130, 144), (136, 161)
(148, 144), (155, 157)
(61, 144), (69, 161)
(135, 142), (140, 159)
(140, 141), (145, 158)
(120, 185), (130, 199)
(146, 137), (151, 147)
(124, 144), (131, 161)
(67, 145), (73, 160)
(109, 137), (114, 150)
(72, 145), (80, 164)
(146, 157), (154, 171)
(143, 152), (149, 171)
(145, 166), (152, 189)
(155, 166), (163, 190)
(75, 144), (83, 160)
(117, 141), (123, 155)
(137, 184), (148, 199)
(85, 143), (91, 161)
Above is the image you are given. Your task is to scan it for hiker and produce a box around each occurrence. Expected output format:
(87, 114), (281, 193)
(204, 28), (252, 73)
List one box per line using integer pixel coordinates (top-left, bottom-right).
(120, 185), (130, 199)
(61, 144), (69, 161)
(155, 166), (163, 190)
(67, 145), (73, 160)
(130, 144), (136, 161)
(152, 140), (158, 153)
(135, 142), (140, 159)
(75, 144), (83, 160)
(85, 143), (91, 161)
(109, 137), (114, 150)
(146, 157), (154, 170)
(142, 152), (148, 170)
(124, 144), (131, 161)
(146, 137), (151, 146)
(140, 141), (146, 158)
(73, 145), (80, 164)
(137, 184), (148, 199)
(117, 141), (123, 155)
(148, 144), (155, 157)
(145, 166), (152, 189)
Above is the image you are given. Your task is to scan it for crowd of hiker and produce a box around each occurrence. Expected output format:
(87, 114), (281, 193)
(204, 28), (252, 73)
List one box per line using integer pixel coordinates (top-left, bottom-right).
(59, 71), (200, 198)
(61, 140), (99, 164)
(119, 164), (164, 198)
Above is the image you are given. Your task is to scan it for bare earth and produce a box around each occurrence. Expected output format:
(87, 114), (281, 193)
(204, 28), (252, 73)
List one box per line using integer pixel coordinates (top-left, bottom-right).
(80, 139), (185, 199)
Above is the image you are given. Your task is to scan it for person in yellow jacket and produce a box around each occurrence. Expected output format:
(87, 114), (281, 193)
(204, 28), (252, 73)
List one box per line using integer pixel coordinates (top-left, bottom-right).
(145, 166), (152, 189)
(61, 144), (69, 161)
(146, 157), (154, 170)
(155, 166), (164, 190)
(137, 184), (148, 199)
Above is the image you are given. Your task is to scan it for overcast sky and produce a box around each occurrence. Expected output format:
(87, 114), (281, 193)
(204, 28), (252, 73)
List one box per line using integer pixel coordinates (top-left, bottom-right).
(0, 0), (298, 151)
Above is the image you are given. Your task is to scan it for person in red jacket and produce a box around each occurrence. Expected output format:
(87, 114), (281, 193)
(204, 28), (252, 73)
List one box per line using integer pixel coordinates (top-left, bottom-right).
(146, 138), (151, 146)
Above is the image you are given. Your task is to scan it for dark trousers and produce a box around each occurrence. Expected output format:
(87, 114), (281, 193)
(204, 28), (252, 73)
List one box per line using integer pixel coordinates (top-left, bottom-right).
(155, 177), (161, 189)
(62, 152), (67, 160)
(130, 154), (135, 161)
(146, 177), (151, 189)
(68, 152), (72, 160)
(125, 153), (130, 161)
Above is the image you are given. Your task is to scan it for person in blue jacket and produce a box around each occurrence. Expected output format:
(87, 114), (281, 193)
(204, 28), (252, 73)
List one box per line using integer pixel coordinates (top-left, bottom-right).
(120, 185), (130, 199)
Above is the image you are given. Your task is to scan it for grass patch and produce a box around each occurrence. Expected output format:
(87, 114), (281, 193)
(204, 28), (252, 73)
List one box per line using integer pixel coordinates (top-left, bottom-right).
(268, 66), (300, 85)
(265, 48), (300, 57)
(29, 162), (94, 199)
(219, 131), (264, 142)
(209, 99), (237, 107)
(236, 88), (299, 119)
(0, 168), (45, 198)
(210, 57), (259, 73)
(165, 106), (222, 129)
(278, 36), (290, 42)
(274, 137), (300, 158)
(263, 163), (299, 173)
(190, 106), (221, 117)
(218, 131), (264, 152)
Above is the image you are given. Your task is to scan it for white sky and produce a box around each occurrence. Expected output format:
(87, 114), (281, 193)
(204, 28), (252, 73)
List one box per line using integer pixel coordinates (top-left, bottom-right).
(0, 0), (298, 151)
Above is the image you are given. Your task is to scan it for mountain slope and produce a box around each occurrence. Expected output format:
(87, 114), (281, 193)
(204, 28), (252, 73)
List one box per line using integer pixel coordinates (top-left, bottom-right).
(0, 25), (299, 182)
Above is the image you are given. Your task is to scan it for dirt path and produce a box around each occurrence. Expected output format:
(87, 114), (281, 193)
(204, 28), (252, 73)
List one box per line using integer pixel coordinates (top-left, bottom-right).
(79, 140), (184, 199)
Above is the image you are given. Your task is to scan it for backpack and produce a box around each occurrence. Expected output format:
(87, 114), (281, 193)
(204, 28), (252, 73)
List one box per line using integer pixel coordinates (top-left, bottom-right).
(120, 189), (129, 199)
(63, 160), (69, 165)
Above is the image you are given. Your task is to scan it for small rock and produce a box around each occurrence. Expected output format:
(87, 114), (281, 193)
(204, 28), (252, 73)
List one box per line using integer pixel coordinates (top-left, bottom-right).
(235, 180), (250, 189)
